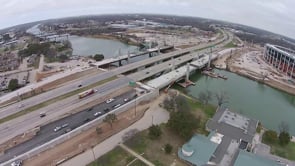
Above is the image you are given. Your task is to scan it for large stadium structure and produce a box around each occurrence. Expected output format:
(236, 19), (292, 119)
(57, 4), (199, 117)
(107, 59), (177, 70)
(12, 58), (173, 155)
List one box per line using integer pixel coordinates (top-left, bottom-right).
(263, 44), (295, 79)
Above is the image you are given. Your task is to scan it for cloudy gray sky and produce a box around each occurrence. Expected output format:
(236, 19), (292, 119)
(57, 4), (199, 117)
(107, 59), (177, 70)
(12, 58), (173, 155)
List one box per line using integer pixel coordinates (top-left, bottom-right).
(1, 0), (294, 38)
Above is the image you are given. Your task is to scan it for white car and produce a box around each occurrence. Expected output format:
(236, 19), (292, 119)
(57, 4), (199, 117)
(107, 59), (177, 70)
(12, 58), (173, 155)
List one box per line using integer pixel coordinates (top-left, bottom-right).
(94, 112), (102, 116)
(124, 98), (129, 102)
(11, 160), (22, 166)
(113, 104), (121, 108)
(54, 126), (61, 132)
(106, 98), (115, 104)
(61, 123), (69, 128)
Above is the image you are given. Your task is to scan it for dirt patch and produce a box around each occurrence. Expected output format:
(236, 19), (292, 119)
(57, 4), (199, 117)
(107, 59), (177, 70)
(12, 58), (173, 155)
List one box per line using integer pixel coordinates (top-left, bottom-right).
(0, 127), (39, 154)
(23, 103), (150, 166)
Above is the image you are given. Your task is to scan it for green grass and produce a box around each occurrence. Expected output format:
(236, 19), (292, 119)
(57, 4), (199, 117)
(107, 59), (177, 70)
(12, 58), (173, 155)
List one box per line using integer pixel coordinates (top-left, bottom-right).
(87, 146), (135, 166)
(262, 138), (295, 161)
(125, 132), (148, 154)
(224, 41), (236, 48)
(269, 142), (295, 161)
(0, 76), (117, 124)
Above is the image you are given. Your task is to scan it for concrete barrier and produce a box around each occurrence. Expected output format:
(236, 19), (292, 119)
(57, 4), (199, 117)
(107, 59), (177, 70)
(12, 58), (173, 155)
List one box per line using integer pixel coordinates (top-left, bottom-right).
(2, 89), (159, 166)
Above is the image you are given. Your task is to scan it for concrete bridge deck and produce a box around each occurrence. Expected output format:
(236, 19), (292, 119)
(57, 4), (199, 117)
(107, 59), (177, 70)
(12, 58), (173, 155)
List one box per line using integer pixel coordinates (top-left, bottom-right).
(91, 46), (174, 67)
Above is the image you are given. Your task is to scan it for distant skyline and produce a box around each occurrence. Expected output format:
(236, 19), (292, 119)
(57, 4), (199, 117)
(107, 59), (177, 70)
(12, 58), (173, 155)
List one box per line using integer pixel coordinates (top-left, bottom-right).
(1, 0), (295, 39)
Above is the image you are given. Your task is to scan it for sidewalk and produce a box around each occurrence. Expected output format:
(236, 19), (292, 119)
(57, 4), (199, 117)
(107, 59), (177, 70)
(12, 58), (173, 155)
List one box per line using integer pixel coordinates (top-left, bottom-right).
(61, 94), (169, 166)
(119, 143), (154, 166)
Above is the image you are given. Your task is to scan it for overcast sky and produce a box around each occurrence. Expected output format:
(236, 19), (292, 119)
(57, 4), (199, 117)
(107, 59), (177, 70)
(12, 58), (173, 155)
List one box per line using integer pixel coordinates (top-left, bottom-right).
(1, 0), (294, 38)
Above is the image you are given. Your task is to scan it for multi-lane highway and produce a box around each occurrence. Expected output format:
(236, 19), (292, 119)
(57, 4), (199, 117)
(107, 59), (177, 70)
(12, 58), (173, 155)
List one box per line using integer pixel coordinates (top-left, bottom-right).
(0, 76), (132, 145)
(0, 90), (137, 163)
(0, 29), (233, 164)
(0, 30), (229, 121)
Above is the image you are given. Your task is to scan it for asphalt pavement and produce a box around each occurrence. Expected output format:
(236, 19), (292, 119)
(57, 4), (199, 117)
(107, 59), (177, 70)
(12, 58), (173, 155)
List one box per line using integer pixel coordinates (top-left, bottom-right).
(0, 76), (132, 145)
(0, 90), (137, 163)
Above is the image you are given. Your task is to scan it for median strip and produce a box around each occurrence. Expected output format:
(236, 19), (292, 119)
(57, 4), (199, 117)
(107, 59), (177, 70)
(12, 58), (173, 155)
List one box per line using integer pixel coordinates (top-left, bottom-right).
(0, 76), (117, 124)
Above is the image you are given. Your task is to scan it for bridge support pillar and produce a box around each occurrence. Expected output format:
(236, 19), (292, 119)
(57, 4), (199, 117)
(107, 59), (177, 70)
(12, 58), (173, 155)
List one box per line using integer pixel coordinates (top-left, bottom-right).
(186, 63), (190, 82)
(127, 51), (130, 63)
(119, 60), (122, 66)
(149, 52), (152, 57)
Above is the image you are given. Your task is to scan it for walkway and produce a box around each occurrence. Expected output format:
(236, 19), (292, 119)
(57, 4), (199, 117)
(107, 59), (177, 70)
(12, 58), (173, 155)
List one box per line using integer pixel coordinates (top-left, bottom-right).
(119, 143), (154, 166)
(61, 94), (169, 166)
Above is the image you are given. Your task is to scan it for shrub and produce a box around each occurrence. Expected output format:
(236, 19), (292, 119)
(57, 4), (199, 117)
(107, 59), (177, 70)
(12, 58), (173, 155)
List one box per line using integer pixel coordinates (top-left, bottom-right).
(262, 130), (278, 144)
(164, 144), (173, 154)
(148, 125), (162, 140)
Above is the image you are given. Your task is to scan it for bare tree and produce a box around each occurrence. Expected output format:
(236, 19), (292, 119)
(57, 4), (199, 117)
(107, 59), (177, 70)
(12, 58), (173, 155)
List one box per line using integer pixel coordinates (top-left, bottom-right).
(215, 91), (229, 106)
(278, 121), (289, 133)
(103, 113), (117, 129)
(198, 90), (212, 105)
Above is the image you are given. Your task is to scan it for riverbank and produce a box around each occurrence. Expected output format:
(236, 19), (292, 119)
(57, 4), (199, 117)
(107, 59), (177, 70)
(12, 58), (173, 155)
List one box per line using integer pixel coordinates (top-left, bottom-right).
(85, 34), (140, 46)
(219, 47), (295, 96)
(228, 67), (295, 96)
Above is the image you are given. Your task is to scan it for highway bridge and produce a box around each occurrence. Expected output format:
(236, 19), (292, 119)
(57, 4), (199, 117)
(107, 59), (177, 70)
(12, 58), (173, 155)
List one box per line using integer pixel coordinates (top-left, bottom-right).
(0, 29), (233, 164)
(91, 45), (174, 67)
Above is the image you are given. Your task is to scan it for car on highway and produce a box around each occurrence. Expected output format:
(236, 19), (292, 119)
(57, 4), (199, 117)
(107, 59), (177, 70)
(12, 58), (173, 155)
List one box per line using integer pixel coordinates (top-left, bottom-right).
(39, 112), (46, 118)
(54, 126), (62, 132)
(104, 108), (110, 112)
(61, 123), (69, 128)
(64, 128), (72, 133)
(18, 104), (24, 108)
(124, 98), (129, 102)
(94, 112), (103, 116)
(78, 84), (82, 87)
(86, 108), (93, 112)
(84, 118), (91, 122)
(113, 104), (121, 108)
(11, 160), (22, 166)
(106, 98), (114, 103)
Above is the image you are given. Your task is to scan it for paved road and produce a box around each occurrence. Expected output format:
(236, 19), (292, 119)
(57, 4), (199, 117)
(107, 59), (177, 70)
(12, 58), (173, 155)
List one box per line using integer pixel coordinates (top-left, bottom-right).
(0, 91), (137, 163)
(0, 76), (132, 145)
(0, 30), (229, 121)
(0, 70), (116, 119)
(61, 95), (169, 166)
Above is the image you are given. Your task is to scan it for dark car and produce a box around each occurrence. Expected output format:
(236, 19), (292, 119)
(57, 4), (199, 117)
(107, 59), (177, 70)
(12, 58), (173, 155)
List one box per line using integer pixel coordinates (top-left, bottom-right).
(78, 84), (82, 87)
(84, 118), (91, 122)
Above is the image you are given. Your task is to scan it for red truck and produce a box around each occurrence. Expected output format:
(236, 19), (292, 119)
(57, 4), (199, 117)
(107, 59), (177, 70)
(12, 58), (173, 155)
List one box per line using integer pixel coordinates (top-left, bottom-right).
(78, 89), (95, 99)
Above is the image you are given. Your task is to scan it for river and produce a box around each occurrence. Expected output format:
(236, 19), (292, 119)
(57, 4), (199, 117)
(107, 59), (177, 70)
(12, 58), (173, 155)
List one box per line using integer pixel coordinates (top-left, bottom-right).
(69, 36), (138, 58)
(185, 69), (295, 135)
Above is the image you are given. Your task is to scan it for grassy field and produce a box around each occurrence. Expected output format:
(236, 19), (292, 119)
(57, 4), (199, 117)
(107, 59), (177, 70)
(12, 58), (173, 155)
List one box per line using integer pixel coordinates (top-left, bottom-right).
(0, 76), (117, 124)
(224, 41), (236, 48)
(265, 141), (295, 161)
(124, 125), (186, 166)
(88, 92), (216, 166)
(87, 146), (146, 166)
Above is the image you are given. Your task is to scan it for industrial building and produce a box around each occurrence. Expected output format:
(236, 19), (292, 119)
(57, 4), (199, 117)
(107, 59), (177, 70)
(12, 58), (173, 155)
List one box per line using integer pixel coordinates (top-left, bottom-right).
(263, 44), (295, 78)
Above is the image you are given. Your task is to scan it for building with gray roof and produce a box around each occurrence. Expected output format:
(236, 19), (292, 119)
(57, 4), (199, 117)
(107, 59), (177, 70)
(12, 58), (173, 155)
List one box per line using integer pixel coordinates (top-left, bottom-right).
(178, 107), (280, 166)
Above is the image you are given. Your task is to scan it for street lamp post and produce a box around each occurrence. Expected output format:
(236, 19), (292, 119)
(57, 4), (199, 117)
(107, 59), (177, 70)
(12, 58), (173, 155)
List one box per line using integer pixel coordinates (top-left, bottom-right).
(134, 95), (137, 117)
(91, 146), (96, 161)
